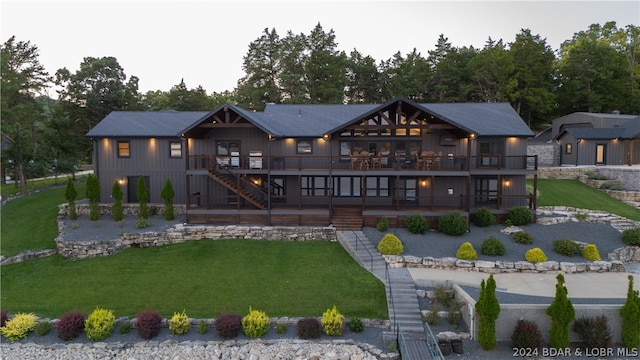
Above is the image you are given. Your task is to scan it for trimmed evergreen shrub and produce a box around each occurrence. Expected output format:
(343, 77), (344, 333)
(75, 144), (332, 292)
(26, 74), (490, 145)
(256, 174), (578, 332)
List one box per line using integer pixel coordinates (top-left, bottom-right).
(161, 178), (175, 220)
(525, 247), (547, 263)
(437, 211), (468, 235)
(198, 320), (208, 334)
(476, 275), (500, 350)
(85, 307), (115, 341)
(275, 323), (286, 334)
(297, 317), (321, 339)
(573, 316), (612, 350)
(376, 216), (389, 232)
(481, 237), (506, 256)
(510, 319), (543, 350)
(582, 244), (601, 261)
(86, 174), (101, 221)
(474, 207), (496, 227)
(349, 317), (364, 333)
(456, 242), (478, 260)
(136, 310), (162, 340)
(137, 175), (150, 221)
(111, 181), (124, 222)
(65, 178), (78, 220)
(553, 239), (580, 256)
(405, 213), (429, 234)
(321, 305), (345, 336)
(35, 322), (52, 336)
(622, 227), (640, 246)
(513, 231), (533, 244)
(0, 312), (37, 341)
(619, 275), (640, 348)
(214, 313), (242, 339)
(119, 322), (131, 334)
(377, 233), (404, 255)
(507, 206), (532, 226)
(242, 307), (269, 338)
(546, 274), (575, 349)
(56, 312), (85, 341)
(169, 310), (190, 336)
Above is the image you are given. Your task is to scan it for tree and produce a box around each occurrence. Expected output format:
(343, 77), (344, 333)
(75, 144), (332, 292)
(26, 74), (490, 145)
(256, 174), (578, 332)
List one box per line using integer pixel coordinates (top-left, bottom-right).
(345, 49), (382, 103)
(278, 30), (309, 104)
(161, 178), (175, 220)
(508, 29), (557, 130)
(476, 274), (500, 350)
(111, 180), (123, 222)
(379, 48), (431, 101)
(236, 28), (282, 110)
(65, 178), (78, 220)
(467, 38), (516, 103)
(136, 175), (150, 224)
(166, 79), (214, 111)
(619, 275), (640, 348)
(546, 274), (575, 349)
(1, 36), (51, 193)
(305, 23), (348, 104)
(86, 173), (101, 221)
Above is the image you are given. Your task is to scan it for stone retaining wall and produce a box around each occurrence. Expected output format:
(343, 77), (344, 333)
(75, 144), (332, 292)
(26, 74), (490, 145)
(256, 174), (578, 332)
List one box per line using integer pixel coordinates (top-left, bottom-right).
(55, 223), (337, 260)
(527, 144), (559, 167)
(59, 203), (187, 217)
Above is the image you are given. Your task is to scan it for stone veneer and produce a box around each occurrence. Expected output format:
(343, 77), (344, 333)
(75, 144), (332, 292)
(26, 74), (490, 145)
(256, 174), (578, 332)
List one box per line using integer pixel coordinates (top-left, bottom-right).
(382, 206), (640, 274)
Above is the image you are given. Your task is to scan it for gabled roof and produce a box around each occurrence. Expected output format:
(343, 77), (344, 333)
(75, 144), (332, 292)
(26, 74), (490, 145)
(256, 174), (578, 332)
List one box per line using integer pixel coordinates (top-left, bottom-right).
(622, 116), (640, 138)
(574, 112), (638, 121)
(86, 110), (209, 138)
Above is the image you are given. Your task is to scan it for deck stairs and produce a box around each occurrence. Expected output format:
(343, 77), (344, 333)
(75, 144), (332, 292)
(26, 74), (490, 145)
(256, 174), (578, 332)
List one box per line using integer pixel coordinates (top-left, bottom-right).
(331, 206), (363, 231)
(208, 169), (267, 209)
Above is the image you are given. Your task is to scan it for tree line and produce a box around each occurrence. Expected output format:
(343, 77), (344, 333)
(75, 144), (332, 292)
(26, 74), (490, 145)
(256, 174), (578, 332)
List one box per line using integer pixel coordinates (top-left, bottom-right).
(1, 21), (639, 192)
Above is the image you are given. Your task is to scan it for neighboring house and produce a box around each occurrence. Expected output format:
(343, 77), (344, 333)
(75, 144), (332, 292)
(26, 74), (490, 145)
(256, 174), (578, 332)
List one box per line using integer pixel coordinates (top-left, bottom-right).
(552, 112), (640, 166)
(86, 97), (537, 229)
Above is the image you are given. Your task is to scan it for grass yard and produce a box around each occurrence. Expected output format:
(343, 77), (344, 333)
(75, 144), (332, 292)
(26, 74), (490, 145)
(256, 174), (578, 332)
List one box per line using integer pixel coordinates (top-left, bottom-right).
(0, 239), (388, 319)
(530, 179), (640, 221)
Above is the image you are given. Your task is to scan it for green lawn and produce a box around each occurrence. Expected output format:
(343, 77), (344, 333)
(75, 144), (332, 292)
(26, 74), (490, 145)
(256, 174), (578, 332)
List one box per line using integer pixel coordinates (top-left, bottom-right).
(1, 239), (388, 319)
(529, 179), (640, 221)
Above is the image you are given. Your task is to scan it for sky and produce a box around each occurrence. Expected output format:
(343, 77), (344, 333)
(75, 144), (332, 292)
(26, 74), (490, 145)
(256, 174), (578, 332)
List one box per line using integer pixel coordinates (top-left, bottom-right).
(2, 0), (639, 95)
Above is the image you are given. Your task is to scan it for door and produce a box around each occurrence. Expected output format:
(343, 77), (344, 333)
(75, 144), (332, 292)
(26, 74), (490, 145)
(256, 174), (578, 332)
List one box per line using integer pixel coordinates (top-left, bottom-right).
(596, 144), (606, 165)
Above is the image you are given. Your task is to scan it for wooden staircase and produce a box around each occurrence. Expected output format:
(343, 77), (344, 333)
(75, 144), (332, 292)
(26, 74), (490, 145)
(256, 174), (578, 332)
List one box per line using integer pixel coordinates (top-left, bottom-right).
(208, 170), (267, 209)
(331, 206), (363, 231)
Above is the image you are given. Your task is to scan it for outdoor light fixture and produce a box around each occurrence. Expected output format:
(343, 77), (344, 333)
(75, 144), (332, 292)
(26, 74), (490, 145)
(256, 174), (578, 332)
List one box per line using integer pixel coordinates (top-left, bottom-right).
(504, 180), (510, 187)
(322, 134), (330, 141)
(118, 178), (126, 186)
(469, 133), (476, 139)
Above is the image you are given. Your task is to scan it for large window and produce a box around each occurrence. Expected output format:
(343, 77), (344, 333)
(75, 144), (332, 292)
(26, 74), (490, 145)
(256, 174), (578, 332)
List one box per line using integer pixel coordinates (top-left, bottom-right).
(365, 177), (389, 197)
(170, 141), (182, 158)
(333, 177), (361, 197)
(117, 141), (130, 158)
(478, 141), (503, 167)
(476, 178), (498, 204)
(398, 178), (417, 202)
(296, 140), (312, 154)
(302, 176), (328, 196)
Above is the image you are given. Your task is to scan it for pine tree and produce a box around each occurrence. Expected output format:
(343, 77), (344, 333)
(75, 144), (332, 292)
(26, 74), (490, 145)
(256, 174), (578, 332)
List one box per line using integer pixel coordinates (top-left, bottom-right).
(476, 274), (500, 350)
(111, 181), (123, 222)
(160, 178), (175, 221)
(64, 178), (78, 220)
(619, 275), (640, 348)
(546, 274), (575, 349)
(85, 174), (101, 221)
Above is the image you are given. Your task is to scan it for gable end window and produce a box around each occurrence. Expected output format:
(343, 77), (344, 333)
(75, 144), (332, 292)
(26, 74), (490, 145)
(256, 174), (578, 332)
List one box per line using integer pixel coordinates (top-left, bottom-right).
(170, 142), (182, 158)
(117, 141), (130, 158)
(296, 140), (312, 154)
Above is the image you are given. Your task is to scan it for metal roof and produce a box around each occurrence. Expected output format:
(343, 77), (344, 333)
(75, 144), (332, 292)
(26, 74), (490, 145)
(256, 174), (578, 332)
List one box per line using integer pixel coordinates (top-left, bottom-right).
(560, 127), (626, 140)
(86, 111), (209, 138)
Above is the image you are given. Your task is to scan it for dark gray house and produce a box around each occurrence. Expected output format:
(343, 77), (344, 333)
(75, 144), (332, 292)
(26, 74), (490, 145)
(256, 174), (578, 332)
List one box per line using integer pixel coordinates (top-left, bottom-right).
(553, 112), (640, 166)
(86, 97), (537, 229)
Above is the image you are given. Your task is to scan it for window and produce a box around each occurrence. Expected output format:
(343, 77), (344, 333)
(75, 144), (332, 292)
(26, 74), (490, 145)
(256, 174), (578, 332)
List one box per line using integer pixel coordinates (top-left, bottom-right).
(476, 178), (498, 204)
(296, 140), (312, 154)
(334, 177), (361, 197)
(399, 178), (417, 202)
(565, 143), (572, 154)
(302, 176), (328, 196)
(170, 142), (182, 158)
(596, 144), (606, 165)
(117, 141), (130, 158)
(478, 141), (503, 167)
(366, 177), (389, 197)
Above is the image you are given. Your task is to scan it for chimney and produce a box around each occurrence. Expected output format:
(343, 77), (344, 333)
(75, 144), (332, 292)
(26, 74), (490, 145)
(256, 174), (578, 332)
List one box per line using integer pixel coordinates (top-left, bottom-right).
(612, 110), (621, 115)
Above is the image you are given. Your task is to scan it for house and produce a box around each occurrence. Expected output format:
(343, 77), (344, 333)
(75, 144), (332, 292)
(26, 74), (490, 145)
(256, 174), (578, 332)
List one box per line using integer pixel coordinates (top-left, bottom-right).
(552, 112), (640, 166)
(86, 97), (537, 229)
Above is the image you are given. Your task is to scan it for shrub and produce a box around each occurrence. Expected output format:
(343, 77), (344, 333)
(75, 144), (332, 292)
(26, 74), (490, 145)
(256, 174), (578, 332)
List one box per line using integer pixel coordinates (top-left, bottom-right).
(476, 275), (500, 350)
(513, 231), (533, 245)
(474, 207), (496, 227)
(448, 301), (463, 328)
(546, 274), (575, 349)
(619, 275), (640, 348)
(481, 237), (506, 256)
(376, 216), (389, 232)
(111, 181), (124, 222)
(161, 178), (175, 220)
(198, 321), (208, 334)
(85, 307), (115, 341)
(405, 213), (428, 234)
(377, 233), (404, 255)
(510, 319), (543, 350)
(622, 228), (640, 246)
(573, 316), (612, 350)
(525, 248), (548, 263)
(321, 305), (345, 336)
(297, 317), (321, 339)
(456, 242), (477, 260)
(119, 322), (131, 334)
(56, 312), (85, 341)
(169, 310), (190, 336)
(553, 239), (580, 256)
(437, 211), (468, 235)
(35, 321), (52, 336)
(276, 323), (287, 334)
(136, 310), (162, 340)
(1, 310), (7, 327)
(86, 173), (101, 221)
(137, 175), (150, 220)
(0, 312), (37, 341)
(242, 306), (269, 338)
(425, 304), (440, 325)
(508, 206), (532, 226)
(434, 283), (454, 307)
(214, 313), (242, 339)
(582, 244), (601, 261)
(349, 317), (364, 333)
(65, 178), (78, 220)
(601, 182), (622, 190)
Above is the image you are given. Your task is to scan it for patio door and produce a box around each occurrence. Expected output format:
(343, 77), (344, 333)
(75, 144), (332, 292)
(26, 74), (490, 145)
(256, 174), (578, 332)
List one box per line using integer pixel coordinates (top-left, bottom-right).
(596, 144), (606, 165)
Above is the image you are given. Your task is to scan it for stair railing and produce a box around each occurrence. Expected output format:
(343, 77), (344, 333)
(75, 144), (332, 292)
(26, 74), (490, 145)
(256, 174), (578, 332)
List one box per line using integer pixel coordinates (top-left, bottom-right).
(353, 231), (373, 272)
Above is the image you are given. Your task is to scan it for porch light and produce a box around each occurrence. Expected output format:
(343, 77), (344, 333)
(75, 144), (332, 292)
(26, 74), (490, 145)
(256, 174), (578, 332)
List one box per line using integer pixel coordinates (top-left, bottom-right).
(504, 180), (510, 187)
(118, 178), (126, 186)
(469, 133), (476, 139)
(322, 134), (330, 141)
(420, 179), (428, 187)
